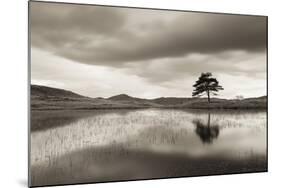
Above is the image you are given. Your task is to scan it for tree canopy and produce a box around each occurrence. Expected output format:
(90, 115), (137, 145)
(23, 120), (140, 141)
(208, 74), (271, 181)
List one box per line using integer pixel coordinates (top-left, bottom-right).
(192, 72), (224, 102)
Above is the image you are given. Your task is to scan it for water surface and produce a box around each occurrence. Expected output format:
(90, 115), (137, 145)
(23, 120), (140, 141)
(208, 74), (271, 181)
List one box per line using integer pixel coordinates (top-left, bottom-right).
(30, 109), (267, 186)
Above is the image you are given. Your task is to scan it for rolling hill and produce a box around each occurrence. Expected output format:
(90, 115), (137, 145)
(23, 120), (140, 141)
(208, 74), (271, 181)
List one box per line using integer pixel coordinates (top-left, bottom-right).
(31, 85), (134, 110)
(31, 85), (86, 99)
(30, 85), (267, 110)
(108, 94), (136, 101)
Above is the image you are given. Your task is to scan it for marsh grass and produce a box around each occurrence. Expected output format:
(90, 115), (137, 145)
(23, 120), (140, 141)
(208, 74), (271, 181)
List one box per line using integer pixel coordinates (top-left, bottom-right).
(30, 109), (267, 186)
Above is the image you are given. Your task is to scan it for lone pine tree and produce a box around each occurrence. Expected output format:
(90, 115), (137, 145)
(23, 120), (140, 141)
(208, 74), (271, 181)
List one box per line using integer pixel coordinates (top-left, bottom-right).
(192, 72), (224, 103)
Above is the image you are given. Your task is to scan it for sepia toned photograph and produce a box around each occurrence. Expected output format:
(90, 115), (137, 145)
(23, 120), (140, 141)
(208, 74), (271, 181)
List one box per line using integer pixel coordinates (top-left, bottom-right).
(29, 1), (267, 187)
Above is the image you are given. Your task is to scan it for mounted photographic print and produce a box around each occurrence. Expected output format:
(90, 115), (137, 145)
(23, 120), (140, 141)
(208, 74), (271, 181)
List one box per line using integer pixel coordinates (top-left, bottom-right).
(29, 1), (268, 187)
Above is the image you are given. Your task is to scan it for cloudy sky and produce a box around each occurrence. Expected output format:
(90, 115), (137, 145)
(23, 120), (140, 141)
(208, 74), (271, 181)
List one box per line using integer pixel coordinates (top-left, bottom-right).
(30, 1), (267, 99)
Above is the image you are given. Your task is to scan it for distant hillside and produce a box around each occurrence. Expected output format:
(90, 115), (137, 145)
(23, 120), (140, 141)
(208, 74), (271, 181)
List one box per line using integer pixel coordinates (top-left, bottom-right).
(108, 94), (161, 107)
(31, 85), (86, 99)
(152, 97), (194, 105)
(31, 85), (152, 110)
(108, 94), (138, 101)
(31, 85), (267, 110)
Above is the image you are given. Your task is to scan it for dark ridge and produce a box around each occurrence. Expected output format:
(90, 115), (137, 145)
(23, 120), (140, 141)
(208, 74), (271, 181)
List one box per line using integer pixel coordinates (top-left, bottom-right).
(152, 97), (190, 105)
(108, 94), (137, 101)
(31, 85), (88, 98)
(31, 84), (267, 110)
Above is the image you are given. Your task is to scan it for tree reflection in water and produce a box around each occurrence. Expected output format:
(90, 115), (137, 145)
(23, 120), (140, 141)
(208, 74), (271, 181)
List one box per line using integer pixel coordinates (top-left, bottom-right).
(193, 113), (220, 144)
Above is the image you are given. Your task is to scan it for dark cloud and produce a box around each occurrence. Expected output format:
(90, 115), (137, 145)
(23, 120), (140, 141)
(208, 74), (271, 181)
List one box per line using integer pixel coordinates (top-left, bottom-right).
(30, 2), (267, 66)
(30, 2), (267, 99)
(30, 2), (127, 55)
(123, 50), (266, 84)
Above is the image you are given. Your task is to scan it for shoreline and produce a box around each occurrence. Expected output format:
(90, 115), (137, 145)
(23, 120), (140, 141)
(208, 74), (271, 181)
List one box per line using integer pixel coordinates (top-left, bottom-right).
(31, 106), (268, 111)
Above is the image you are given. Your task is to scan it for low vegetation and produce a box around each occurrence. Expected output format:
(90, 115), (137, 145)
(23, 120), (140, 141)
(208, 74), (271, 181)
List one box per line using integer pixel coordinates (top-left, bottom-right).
(31, 85), (267, 110)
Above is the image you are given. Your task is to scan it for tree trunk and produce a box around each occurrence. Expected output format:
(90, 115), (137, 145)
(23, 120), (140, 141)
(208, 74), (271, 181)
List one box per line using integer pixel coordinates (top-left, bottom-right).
(207, 113), (210, 127)
(207, 90), (210, 103)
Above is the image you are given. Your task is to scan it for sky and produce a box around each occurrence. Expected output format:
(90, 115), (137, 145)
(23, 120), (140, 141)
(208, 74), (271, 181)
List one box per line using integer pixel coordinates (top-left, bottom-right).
(30, 1), (267, 99)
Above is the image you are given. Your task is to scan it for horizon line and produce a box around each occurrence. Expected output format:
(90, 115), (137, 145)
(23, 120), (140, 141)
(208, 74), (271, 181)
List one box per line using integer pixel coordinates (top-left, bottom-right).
(30, 84), (267, 100)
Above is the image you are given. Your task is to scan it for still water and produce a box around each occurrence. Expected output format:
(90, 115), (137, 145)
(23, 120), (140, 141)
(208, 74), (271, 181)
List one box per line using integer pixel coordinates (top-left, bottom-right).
(30, 109), (267, 186)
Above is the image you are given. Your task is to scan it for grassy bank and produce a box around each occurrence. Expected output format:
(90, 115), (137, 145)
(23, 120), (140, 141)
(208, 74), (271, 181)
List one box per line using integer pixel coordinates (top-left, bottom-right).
(31, 85), (267, 110)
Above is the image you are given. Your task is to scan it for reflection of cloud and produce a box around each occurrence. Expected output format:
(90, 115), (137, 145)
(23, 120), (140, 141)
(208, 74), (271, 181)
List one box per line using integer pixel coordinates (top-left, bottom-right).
(31, 109), (267, 186)
(31, 142), (267, 186)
